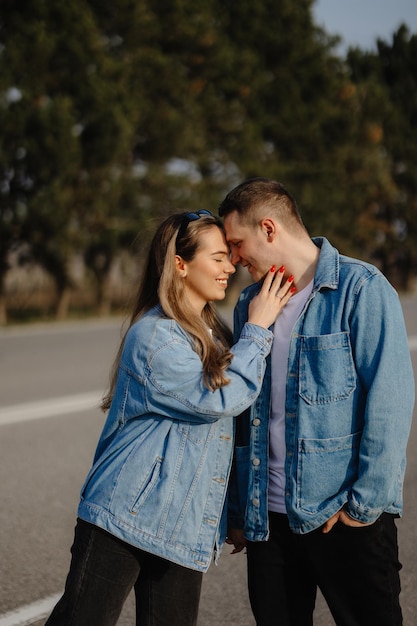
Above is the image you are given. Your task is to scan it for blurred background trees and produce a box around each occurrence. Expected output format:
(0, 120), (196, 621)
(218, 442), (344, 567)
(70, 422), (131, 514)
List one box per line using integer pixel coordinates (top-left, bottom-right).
(0, 0), (416, 323)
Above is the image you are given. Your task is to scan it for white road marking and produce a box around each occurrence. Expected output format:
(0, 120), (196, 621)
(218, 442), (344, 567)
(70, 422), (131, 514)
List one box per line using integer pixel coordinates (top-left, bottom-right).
(0, 391), (102, 426)
(0, 335), (416, 428)
(0, 334), (415, 623)
(0, 593), (61, 626)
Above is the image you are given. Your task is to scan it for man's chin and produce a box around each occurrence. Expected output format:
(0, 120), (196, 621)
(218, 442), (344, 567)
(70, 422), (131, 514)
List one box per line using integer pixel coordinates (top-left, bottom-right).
(247, 268), (262, 282)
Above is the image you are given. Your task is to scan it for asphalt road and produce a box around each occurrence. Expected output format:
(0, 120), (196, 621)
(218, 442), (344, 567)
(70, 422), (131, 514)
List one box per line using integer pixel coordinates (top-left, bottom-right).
(0, 297), (416, 626)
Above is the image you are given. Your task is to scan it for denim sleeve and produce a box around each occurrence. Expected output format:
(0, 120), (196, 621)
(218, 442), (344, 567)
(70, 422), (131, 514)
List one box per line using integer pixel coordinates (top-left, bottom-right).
(345, 273), (415, 522)
(144, 322), (273, 423)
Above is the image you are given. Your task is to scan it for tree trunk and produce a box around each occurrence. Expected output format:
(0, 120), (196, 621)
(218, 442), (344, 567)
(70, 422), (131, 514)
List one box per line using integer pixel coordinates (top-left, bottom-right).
(0, 293), (7, 326)
(95, 270), (113, 317)
(55, 287), (71, 320)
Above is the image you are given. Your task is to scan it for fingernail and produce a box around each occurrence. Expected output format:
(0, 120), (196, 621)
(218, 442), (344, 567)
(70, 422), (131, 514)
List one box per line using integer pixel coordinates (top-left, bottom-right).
(270, 265), (276, 272)
(290, 286), (296, 293)
(288, 274), (294, 282)
(279, 265), (285, 273)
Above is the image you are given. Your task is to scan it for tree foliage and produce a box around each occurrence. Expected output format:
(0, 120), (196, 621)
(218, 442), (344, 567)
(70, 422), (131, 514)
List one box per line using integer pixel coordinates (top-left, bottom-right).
(347, 25), (417, 287)
(0, 0), (416, 323)
(0, 0), (141, 320)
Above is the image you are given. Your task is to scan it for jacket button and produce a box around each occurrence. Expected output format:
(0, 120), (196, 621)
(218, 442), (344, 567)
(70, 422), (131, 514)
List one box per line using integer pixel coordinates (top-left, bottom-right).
(252, 418), (261, 426)
(252, 458), (261, 466)
(252, 498), (260, 506)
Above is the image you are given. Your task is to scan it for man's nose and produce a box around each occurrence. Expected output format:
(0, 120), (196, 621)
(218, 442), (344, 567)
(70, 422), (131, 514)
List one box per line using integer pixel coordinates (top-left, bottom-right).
(230, 250), (241, 265)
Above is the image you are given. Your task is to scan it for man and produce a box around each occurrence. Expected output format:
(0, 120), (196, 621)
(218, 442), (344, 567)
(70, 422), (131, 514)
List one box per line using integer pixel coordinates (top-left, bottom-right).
(219, 178), (414, 626)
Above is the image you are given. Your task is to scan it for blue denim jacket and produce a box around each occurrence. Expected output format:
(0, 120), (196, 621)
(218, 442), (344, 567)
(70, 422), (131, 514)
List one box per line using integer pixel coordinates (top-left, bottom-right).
(78, 305), (273, 571)
(229, 238), (414, 537)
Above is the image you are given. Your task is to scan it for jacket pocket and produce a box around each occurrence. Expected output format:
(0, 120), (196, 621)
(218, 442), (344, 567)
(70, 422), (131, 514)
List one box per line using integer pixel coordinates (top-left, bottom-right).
(296, 431), (361, 514)
(177, 421), (214, 445)
(299, 332), (355, 405)
(129, 456), (163, 514)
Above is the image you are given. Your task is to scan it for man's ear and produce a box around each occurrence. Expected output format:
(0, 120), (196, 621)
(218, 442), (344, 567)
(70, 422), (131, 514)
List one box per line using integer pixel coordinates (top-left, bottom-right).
(175, 255), (187, 277)
(260, 218), (277, 242)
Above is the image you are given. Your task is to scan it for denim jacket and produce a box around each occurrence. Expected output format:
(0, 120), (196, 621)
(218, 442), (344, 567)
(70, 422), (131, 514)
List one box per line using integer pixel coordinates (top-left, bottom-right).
(229, 238), (414, 537)
(78, 305), (273, 571)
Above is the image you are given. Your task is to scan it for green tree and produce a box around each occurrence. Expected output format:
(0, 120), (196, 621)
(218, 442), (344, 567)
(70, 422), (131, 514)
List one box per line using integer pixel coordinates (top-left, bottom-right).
(2, 1), (416, 324)
(214, 1), (360, 234)
(0, 0), (140, 320)
(347, 25), (417, 288)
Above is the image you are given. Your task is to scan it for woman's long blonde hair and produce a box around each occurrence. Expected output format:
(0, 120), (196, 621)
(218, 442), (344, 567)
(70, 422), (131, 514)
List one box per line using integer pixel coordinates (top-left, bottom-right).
(101, 212), (234, 411)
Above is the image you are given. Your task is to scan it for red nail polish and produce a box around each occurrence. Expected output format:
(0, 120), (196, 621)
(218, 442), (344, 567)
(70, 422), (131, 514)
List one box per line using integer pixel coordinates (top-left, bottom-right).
(279, 265), (285, 273)
(288, 274), (294, 282)
(290, 286), (296, 293)
(270, 265), (276, 272)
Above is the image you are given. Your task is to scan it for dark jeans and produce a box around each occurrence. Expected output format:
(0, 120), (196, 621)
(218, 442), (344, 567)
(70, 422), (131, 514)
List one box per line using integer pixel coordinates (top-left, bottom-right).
(45, 519), (203, 626)
(247, 512), (316, 626)
(247, 512), (403, 626)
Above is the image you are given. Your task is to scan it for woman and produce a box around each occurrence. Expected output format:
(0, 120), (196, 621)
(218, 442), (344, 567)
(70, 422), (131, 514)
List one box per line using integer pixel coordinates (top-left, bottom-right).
(46, 210), (294, 626)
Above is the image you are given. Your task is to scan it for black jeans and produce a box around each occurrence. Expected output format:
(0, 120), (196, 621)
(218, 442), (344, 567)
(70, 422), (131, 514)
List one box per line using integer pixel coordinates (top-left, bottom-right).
(247, 512), (316, 626)
(247, 512), (403, 626)
(45, 519), (203, 626)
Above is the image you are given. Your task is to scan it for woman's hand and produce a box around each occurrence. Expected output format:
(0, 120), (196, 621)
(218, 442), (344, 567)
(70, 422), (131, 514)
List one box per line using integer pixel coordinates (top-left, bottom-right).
(248, 265), (295, 329)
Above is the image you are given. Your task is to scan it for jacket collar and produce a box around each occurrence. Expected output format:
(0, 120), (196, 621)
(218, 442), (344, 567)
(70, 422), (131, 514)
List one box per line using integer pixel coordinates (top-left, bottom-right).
(311, 237), (339, 291)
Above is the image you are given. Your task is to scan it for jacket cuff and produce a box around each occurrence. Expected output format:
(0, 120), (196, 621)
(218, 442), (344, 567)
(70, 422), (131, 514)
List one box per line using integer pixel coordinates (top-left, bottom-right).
(240, 322), (274, 347)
